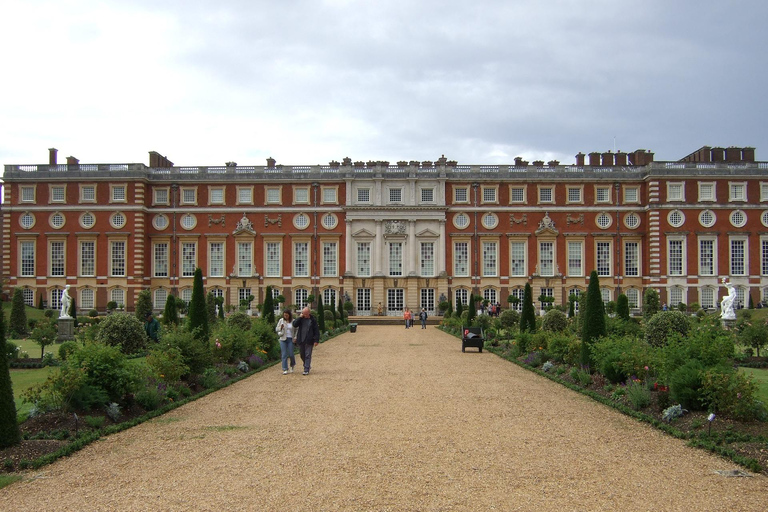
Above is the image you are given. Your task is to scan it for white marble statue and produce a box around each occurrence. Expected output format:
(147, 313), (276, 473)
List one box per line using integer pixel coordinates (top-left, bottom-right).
(720, 278), (737, 321)
(60, 285), (72, 319)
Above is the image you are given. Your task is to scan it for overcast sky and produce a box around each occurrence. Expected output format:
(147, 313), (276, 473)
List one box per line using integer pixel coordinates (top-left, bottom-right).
(1, 0), (766, 168)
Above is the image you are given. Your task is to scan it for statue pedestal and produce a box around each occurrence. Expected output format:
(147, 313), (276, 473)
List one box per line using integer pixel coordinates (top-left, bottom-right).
(57, 318), (76, 342)
(721, 318), (737, 329)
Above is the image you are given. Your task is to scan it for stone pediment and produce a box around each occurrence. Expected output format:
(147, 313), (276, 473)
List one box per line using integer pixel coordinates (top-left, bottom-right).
(535, 212), (559, 236)
(416, 228), (439, 238)
(352, 228), (375, 238)
(233, 213), (256, 236)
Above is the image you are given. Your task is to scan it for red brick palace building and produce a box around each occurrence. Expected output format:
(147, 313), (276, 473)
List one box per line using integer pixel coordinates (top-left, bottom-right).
(2, 145), (767, 316)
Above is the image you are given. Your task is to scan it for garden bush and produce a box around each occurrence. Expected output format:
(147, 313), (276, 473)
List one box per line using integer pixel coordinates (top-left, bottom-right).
(88, 309), (99, 318)
(58, 340), (79, 361)
(659, 328), (735, 383)
(644, 310), (689, 347)
(605, 316), (643, 338)
(542, 309), (567, 332)
(591, 335), (657, 384)
(547, 333), (580, 365)
(95, 313), (147, 355)
(162, 327), (212, 378)
(210, 323), (261, 363)
(700, 369), (765, 421)
(624, 379), (652, 410)
(668, 359), (705, 410)
(227, 311), (253, 331)
(146, 345), (189, 384)
(67, 342), (139, 403)
(5, 341), (19, 361)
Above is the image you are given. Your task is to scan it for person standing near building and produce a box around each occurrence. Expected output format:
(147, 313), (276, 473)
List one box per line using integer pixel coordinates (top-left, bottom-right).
(293, 307), (320, 375)
(145, 312), (160, 342)
(404, 308), (412, 329)
(276, 310), (296, 375)
(419, 308), (428, 329)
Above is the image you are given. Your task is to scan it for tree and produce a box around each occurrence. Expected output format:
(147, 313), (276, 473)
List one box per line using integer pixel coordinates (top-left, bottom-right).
(135, 289), (153, 322)
(338, 297), (345, 325)
(30, 320), (57, 359)
(262, 286), (276, 325)
(0, 301), (21, 448)
(317, 293), (326, 333)
(456, 296), (464, 318)
(96, 313), (147, 355)
(616, 293), (630, 321)
(188, 268), (209, 340)
(9, 288), (28, 337)
(206, 292), (217, 326)
(643, 288), (660, 322)
(69, 295), (78, 328)
(581, 270), (606, 367)
(163, 293), (179, 326)
(38, 294), (44, 310)
(568, 294), (577, 318)
(749, 293), (755, 309)
(466, 294), (477, 325)
(519, 283), (536, 333)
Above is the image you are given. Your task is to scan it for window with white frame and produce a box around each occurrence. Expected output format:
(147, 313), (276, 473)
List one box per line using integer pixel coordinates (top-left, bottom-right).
(421, 188), (434, 203)
(322, 187), (337, 204)
(729, 182), (746, 202)
(293, 187), (309, 204)
(624, 213), (641, 229)
(482, 288), (497, 306)
(388, 288), (404, 312)
(540, 287), (554, 310)
(731, 238), (746, 275)
(626, 288), (639, 309)
(623, 186), (639, 203)
(510, 186), (525, 203)
(597, 241), (611, 277)
(454, 242), (469, 277)
(668, 239), (684, 276)
(389, 242), (403, 276)
(209, 242), (224, 277)
(154, 188), (169, 205)
(181, 289), (193, 304)
(81, 212), (96, 229)
(668, 210), (685, 228)
(357, 242), (371, 277)
(321, 213), (337, 230)
(481, 213), (498, 229)
(239, 288), (252, 309)
(357, 288), (371, 312)
(762, 182), (768, 201)
(111, 288), (125, 307)
(538, 187), (553, 203)
(50, 185), (65, 203)
(596, 212), (612, 229)
(50, 212), (65, 229)
(273, 287), (281, 312)
(455, 288), (468, 310)
(698, 182), (715, 202)
(453, 213), (470, 229)
(454, 187), (468, 203)
(80, 185), (95, 202)
(266, 242), (281, 277)
(80, 241), (95, 276)
(238, 242), (252, 277)
(730, 210), (747, 228)
(211, 288), (223, 300)
(482, 242), (497, 277)
(294, 213), (309, 230)
(357, 188), (371, 203)
(181, 187), (196, 204)
(209, 187), (225, 205)
(510, 241), (526, 276)
(699, 238), (715, 276)
(567, 187), (582, 203)
(762, 239), (768, 275)
(21, 241), (35, 277)
(667, 182), (684, 201)
(111, 211), (127, 229)
(569, 288), (581, 313)
(322, 242), (337, 276)
(81, 288), (94, 310)
(50, 241), (65, 276)
(20, 212), (35, 229)
(51, 289), (62, 312)
(181, 242), (196, 277)
(625, 241), (639, 277)
(323, 288), (336, 309)
(510, 288), (524, 311)
(670, 287), (683, 308)
(539, 241), (554, 276)
(596, 186), (611, 203)
(481, 186), (497, 203)
(699, 210), (716, 228)
(266, 187), (281, 204)
(154, 243), (168, 277)
(154, 289), (168, 310)
(294, 242), (309, 277)
(421, 288), (435, 312)
(238, 187), (253, 204)
(21, 186), (35, 202)
(23, 288), (35, 307)
(420, 242), (434, 276)
(601, 288), (611, 303)
(295, 289), (308, 310)
(568, 241), (583, 276)
(389, 188), (402, 203)
(701, 287), (715, 309)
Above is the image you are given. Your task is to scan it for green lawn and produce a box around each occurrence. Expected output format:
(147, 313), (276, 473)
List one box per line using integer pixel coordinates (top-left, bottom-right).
(740, 367), (768, 404)
(10, 367), (55, 420)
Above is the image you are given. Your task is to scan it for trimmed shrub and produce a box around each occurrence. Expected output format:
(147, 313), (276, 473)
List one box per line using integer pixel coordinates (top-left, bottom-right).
(134, 289), (153, 323)
(95, 313), (147, 355)
(581, 271), (606, 367)
(58, 341), (79, 361)
(669, 359), (705, 410)
(67, 341), (138, 403)
(0, 301), (22, 447)
(10, 288), (28, 337)
(643, 288), (661, 321)
(163, 294), (179, 326)
(542, 309), (567, 332)
(547, 333), (581, 365)
(519, 283), (536, 333)
(644, 311), (690, 348)
(591, 336), (656, 385)
(146, 345), (189, 384)
(188, 268), (209, 341)
(162, 326), (212, 378)
(227, 311), (253, 331)
(616, 294), (630, 321)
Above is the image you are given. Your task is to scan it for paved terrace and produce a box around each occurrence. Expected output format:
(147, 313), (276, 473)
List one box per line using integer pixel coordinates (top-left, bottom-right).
(1, 326), (766, 511)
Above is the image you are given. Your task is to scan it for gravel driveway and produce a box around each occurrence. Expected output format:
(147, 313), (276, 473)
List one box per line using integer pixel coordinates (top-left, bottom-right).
(2, 326), (767, 511)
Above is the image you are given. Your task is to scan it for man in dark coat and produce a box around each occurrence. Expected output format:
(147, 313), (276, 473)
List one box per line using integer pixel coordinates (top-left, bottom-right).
(292, 307), (320, 375)
(145, 312), (160, 342)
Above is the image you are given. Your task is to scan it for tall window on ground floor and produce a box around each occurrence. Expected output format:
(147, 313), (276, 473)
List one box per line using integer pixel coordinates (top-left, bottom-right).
(389, 242), (403, 276)
(295, 289), (308, 310)
(323, 288), (337, 309)
(483, 288), (497, 305)
(21, 241), (35, 277)
(181, 288), (193, 304)
(357, 242), (371, 277)
(601, 288), (611, 303)
(51, 288), (63, 311)
(731, 239), (746, 276)
(569, 288), (581, 313)
(272, 287), (281, 313)
(294, 242), (309, 277)
(455, 288), (469, 310)
(23, 288), (34, 307)
(154, 289), (168, 310)
(736, 287), (746, 309)
(597, 241), (611, 277)
(625, 288), (639, 309)
(80, 288), (94, 310)
(540, 287), (553, 310)
(482, 242), (497, 277)
(421, 242), (435, 277)
(509, 288), (524, 311)
(239, 288), (252, 309)
(701, 287), (715, 309)
(762, 239), (768, 276)
(670, 287), (684, 308)
(111, 288), (124, 307)
(624, 242), (639, 277)
(420, 288), (435, 312)
(357, 288), (371, 312)
(454, 242), (468, 277)
(387, 288), (404, 312)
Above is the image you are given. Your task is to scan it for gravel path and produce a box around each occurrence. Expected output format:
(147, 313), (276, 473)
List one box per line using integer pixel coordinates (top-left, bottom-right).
(2, 326), (767, 511)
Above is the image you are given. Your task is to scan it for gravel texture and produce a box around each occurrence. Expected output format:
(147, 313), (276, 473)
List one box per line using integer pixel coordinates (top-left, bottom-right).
(2, 325), (767, 511)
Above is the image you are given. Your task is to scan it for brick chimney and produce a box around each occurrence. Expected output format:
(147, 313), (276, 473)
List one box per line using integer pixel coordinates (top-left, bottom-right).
(588, 152), (601, 166)
(711, 147), (725, 162)
(66, 156), (79, 169)
(266, 157), (276, 168)
(49, 148), (58, 166)
(615, 151), (627, 166)
(601, 151), (614, 166)
(149, 151), (174, 168)
(725, 147), (742, 162)
(742, 147), (755, 162)
(575, 152), (585, 166)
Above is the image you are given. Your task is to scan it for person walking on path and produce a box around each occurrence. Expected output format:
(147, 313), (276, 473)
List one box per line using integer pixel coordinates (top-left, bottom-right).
(292, 307), (320, 375)
(403, 308), (412, 329)
(276, 310), (296, 375)
(144, 312), (160, 342)
(419, 308), (428, 329)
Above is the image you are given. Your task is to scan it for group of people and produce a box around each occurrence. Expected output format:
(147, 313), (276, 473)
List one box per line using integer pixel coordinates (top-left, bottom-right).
(403, 307), (429, 329)
(482, 302), (502, 317)
(275, 307), (320, 375)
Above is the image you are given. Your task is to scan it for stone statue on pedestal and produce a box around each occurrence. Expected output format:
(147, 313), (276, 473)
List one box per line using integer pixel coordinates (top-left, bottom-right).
(720, 278), (737, 321)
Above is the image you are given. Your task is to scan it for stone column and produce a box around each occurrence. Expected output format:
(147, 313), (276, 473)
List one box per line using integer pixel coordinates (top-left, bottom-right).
(409, 220), (417, 276)
(374, 219), (383, 276)
(439, 219), (446, 275)
(345, 218), (353, 275)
